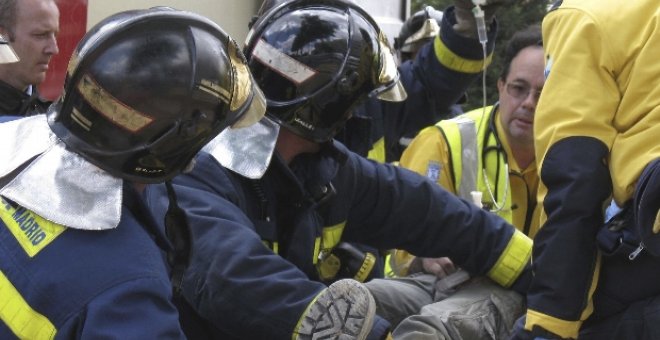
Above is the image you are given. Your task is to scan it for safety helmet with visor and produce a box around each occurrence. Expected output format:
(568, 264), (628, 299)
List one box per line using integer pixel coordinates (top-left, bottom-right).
(394, 6), (443, 62)
(47, 7), (266, 183)
(244, 0), (406, 143)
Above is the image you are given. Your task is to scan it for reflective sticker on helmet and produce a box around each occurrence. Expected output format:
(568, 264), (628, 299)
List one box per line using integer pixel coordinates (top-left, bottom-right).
(252, 39), (317, 85)
(71, 107), (92, 131)
(198, 79), (231, 103)
(76, 74), (154, 133)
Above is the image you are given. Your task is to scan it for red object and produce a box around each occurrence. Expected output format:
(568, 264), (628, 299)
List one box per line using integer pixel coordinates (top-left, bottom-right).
(39, 0), (88, 101)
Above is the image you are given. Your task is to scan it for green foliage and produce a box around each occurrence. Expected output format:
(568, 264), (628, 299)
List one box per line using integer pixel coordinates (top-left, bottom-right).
(412, 0), (548, 111)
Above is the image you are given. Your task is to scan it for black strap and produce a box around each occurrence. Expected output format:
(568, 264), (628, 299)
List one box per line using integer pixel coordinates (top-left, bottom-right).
(164, 181), (192, 295)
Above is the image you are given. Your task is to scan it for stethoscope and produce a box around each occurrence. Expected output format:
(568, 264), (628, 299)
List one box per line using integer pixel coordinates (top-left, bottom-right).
(479, 103), (510, 213)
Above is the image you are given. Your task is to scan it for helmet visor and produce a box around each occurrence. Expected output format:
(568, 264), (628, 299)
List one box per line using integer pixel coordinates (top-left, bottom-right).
(227, 39), (267, 129)
(374, 33), (407, 102)
(0, 35), (19, 64)
(230, 83), (267, 129)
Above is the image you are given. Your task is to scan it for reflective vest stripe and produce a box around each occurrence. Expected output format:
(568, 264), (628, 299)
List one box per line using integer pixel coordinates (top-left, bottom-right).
(487, 229), (532, 287)
(0, 270), (56, 339)
(455, 117), (479, 201)
(437, 107), (514, 223)
(433, 36), (493, 74)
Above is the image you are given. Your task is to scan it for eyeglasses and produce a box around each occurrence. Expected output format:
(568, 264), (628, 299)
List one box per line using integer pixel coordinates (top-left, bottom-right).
(505, 83), (542, 102)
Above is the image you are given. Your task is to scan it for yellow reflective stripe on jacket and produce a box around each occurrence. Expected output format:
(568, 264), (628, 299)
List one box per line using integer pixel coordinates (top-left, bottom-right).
(321, 222), (345, 250)
(486, 229), (532, 287)
(0, 271), (56, 339)
(525, 253), (601, 339)
(0, 198), (66, 258)
(367, 137), (386, 163)
(525, 309), (581, 340)
(433, 36), (493, 74)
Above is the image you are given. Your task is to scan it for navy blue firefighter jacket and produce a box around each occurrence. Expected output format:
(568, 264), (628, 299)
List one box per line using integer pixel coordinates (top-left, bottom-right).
(144, 141), (530, 340)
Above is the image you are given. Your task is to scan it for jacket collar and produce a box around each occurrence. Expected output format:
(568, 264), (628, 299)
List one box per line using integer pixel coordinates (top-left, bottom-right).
(0, 79), (29, 115)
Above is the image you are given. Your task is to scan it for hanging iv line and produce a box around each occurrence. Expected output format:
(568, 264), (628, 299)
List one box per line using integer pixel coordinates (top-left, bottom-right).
(470, 0), (489, 150)
(473, 0), (507, 211)
(482, 162), (509, 212)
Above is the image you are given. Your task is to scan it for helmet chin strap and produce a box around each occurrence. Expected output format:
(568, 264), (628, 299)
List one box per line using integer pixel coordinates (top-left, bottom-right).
(164, 180), (192, 296)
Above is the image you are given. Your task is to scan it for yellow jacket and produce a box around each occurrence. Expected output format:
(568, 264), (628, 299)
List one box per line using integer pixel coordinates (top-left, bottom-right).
(522, 0), (660, 338)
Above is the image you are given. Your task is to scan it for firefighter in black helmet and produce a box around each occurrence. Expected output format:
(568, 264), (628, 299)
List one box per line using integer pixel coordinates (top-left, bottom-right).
(336, 0), (507, 164)
(0, 7), (265, 339)
(145, 1), (531, 339)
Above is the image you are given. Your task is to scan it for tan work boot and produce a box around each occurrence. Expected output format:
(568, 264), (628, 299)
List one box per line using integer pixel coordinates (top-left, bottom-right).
(295, 279), (376, 340)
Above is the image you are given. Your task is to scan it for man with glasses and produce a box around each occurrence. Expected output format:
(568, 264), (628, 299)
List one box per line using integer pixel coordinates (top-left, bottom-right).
(366, 25), (544, 339)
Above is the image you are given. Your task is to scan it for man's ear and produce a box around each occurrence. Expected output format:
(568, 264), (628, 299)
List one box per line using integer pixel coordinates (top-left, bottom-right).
(497, 77), (505, 93)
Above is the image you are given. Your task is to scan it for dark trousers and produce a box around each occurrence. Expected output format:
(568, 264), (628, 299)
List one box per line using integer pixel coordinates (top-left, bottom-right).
(580, 295), (660, 340)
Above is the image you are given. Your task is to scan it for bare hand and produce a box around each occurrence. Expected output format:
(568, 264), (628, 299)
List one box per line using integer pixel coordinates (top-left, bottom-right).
(422, 257), (456, 279)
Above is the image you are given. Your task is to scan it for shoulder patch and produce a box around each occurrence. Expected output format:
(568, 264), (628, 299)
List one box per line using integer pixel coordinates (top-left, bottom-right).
(0, 197), (67, 257)
(426, 161), (442, 182)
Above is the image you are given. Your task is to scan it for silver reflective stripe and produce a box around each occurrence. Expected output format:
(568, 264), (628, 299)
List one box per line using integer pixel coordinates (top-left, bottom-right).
(455, 117), (478, 200)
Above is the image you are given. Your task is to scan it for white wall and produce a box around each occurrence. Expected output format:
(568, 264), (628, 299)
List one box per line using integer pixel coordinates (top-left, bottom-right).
(354, 0), (409, 45)
(87, 0), (262, 45)
(87, 0), (408, 48)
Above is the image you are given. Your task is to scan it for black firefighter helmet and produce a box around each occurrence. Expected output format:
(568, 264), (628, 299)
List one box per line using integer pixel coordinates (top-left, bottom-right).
(394, 6), (443, 61)
(48, 7), (266, 183)
(244, 0), (406, 143)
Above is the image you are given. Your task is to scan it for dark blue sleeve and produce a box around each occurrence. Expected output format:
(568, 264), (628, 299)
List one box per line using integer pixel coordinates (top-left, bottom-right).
(333, 145), (520, 277)
(144, 153), (327, 340)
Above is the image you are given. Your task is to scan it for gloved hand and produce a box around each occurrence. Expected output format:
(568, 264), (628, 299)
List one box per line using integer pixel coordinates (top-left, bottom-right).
(453, 0), (511, 38)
